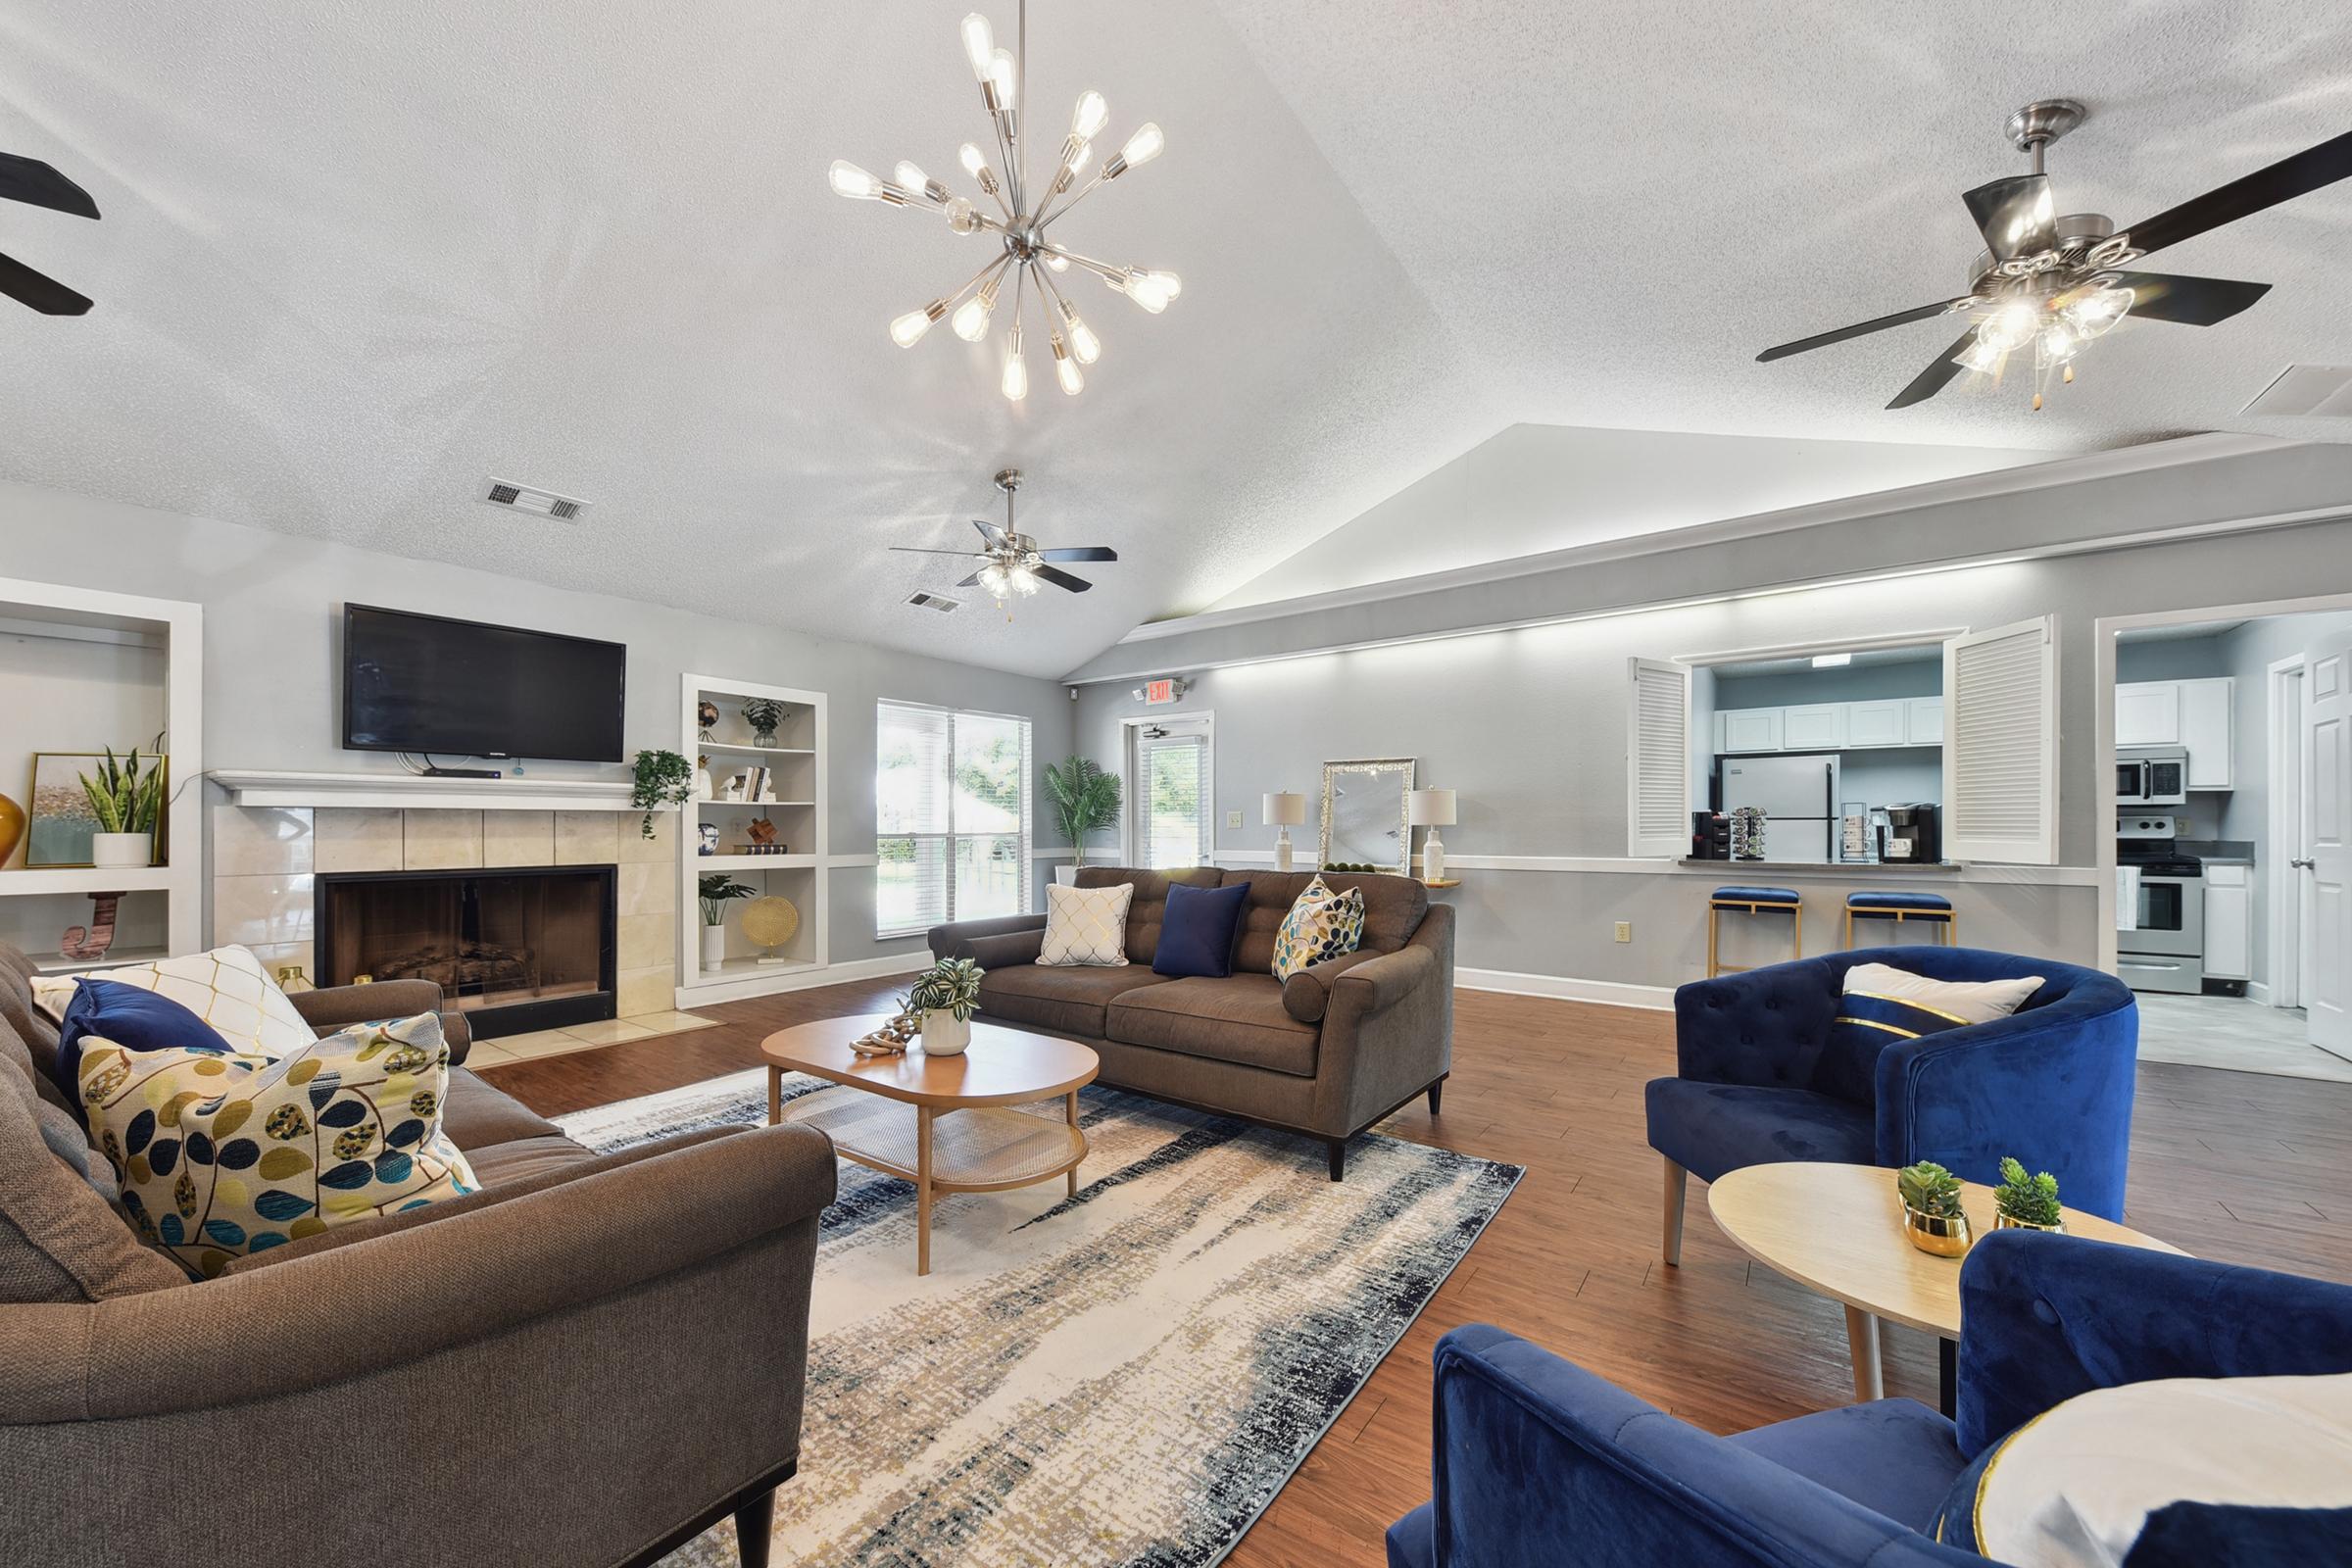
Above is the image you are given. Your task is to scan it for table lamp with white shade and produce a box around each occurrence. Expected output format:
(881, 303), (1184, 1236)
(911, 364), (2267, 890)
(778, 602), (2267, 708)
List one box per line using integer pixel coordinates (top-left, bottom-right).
(1263, 791), (1306, 871)
(1410, 788), (1457, 882)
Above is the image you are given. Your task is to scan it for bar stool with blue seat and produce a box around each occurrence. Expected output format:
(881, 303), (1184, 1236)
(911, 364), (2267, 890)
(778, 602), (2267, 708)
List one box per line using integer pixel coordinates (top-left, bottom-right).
(1706, 885), (1802, 978)
(1842, 890), (1955, 949)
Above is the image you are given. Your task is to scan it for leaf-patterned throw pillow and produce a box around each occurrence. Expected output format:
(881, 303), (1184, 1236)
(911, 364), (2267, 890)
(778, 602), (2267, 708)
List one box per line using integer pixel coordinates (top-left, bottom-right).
(1272, 875), (1368, 981)
(78, 1011), (479, 1278)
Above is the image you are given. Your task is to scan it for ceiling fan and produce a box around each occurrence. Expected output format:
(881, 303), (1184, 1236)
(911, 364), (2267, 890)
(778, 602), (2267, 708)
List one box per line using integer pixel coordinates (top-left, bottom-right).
(0, 149), (100, 315)
(1757, 102), (2352, 410)
(892, 467), (1117, 611)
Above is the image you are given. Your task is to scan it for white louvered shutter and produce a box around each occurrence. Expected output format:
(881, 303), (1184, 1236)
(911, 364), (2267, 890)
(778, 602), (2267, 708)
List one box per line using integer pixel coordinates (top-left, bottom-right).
(1626, 658), (1692, 858)
(1942, 616), (2058, 864)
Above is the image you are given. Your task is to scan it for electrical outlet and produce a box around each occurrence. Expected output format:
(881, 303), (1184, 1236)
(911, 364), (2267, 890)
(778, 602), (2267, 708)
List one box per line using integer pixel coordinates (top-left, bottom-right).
(1614, 920), (1633, 943)
(1226, 809), (1243, 829)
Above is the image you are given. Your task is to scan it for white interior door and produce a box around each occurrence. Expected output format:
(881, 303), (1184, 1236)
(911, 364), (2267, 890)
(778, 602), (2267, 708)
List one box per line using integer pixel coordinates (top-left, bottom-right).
(2304, 635), (2351, 1060)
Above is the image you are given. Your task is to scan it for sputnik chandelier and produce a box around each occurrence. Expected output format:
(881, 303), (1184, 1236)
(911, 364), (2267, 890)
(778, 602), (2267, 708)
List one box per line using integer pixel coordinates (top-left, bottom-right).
(827, 3), (1179, 402)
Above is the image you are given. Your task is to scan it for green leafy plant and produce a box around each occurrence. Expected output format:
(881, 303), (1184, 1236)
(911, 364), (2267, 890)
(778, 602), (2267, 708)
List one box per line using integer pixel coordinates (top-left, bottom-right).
(78, 747), (166, 838)
(698, 873), (755, 927)
(1994, 1157), (2063, 1227)
(630, 749), (692, 839)
(1042, 756), (1121, 865)
(740, 698), (787, 745)
(905, 956), (984, 1022)
(1897, 1160), (1965, 1220)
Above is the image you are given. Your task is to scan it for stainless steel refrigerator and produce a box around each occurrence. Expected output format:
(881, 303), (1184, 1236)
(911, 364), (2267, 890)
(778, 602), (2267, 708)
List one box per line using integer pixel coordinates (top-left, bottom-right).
(1719, 754), (1841, 863)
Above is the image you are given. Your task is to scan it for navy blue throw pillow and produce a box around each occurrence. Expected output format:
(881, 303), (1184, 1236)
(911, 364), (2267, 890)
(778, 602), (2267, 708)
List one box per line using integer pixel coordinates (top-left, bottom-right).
(54, 978), (235, 1101)
(1153, 880), (1252, 980)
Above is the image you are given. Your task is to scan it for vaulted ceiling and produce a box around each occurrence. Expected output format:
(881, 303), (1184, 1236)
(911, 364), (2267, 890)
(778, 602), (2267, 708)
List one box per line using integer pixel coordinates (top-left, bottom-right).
(0, 3), (2345, 677)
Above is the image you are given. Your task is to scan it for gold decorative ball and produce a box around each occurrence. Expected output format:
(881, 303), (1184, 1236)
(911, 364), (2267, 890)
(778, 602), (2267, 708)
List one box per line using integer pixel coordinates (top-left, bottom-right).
(740, 895), (799, 950)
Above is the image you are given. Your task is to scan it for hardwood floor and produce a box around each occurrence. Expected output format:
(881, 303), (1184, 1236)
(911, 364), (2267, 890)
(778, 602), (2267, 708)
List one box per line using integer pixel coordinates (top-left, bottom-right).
(479, 980), (2352, 1567)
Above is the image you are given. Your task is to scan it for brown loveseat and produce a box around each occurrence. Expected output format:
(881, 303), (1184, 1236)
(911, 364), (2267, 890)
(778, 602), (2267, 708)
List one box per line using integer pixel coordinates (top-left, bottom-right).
(930, 867), (1453, 1179)
(0, 941), (831, 1568)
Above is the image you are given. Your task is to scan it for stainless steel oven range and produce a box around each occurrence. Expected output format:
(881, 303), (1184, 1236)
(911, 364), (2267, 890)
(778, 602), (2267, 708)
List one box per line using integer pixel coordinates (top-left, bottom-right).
(2117, 812), (2203, 995)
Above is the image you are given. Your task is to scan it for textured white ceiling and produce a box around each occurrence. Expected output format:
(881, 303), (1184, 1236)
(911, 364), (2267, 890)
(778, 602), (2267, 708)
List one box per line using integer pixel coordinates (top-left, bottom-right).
(0, 3), (2346, 677)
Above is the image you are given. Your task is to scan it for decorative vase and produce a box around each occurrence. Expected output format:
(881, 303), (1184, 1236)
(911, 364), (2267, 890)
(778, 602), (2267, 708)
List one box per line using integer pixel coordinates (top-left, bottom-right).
(701, 924), (726, 968)
(1054, 863), (1080, 886)
(0, 792), (24, 865)
(753, 725), (776, 748)
(90, 832), (153, 869)
(1422, 829), (1446, 882)
(921, 1010), (971, 1055)
(1993, 1212), (2065, 1235)
(1900, 1201), (1973, 1258)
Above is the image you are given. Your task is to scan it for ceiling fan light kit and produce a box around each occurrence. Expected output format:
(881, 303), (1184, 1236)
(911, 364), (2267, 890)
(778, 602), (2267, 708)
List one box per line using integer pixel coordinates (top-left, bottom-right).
(890, 468), (1120, 617)
(831, 2), (1180, 404)
(1757, 102), (2352, 412)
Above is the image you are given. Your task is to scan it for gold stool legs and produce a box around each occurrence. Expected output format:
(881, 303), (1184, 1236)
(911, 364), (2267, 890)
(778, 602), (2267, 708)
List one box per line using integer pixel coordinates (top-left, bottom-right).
(1840, 906), (1959, 950)
(1707, 899), (1801, 978)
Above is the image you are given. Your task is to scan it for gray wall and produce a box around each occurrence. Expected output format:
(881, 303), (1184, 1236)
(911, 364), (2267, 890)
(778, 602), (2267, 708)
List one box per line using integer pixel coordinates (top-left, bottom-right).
(1709, 658), (1940, 710)
(2115, 634), (2229, 683)
(0, 481), (1076, 965)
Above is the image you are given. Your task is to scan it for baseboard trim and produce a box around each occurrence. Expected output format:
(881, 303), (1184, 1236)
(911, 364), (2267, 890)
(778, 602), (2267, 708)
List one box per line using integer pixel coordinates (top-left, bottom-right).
(2247, 980), (2273, 1006)
(1455, 966), (1676, 1011)
(672, 950), (928, 1008)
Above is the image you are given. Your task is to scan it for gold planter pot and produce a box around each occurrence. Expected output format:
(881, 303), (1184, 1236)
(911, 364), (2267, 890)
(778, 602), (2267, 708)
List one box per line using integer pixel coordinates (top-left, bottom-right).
(1901, 1202), (1973, 1258)
(1993, 1212), (2065, 1235)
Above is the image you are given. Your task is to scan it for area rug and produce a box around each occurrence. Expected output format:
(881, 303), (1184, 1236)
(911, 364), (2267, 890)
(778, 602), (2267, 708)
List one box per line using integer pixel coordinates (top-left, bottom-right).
(559, 1070), (1520, 1567)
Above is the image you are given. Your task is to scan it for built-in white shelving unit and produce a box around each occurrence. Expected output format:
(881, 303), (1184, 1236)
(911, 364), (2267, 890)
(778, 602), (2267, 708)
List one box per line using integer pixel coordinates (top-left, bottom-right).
(0, 576), (203, 970)
(678, 673), (830, 1004)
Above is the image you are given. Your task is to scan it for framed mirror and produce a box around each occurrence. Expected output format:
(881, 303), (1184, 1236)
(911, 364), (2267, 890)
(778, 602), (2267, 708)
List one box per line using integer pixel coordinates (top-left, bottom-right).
(1319, 758), (1415, 873)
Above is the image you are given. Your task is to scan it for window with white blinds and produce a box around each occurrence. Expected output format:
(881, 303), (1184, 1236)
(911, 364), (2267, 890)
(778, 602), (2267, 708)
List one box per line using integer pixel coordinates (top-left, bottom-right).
(1941, 615), (2058, 863)
(1133, 723), (1213, 867)
(1625, 658), (1692, 857)
(875, 701), (1032, 936)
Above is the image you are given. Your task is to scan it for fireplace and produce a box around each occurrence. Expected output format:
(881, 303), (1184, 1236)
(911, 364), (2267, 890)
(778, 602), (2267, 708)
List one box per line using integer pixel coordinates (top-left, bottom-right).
(315, 865), (618, 1039)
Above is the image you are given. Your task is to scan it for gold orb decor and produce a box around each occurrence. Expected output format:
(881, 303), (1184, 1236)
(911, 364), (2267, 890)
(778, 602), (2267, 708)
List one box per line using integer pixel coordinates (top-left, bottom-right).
(741, 895), (800, 965)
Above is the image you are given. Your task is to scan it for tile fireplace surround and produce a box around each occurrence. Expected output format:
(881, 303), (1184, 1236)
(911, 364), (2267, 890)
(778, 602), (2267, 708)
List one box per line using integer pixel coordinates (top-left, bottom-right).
(210, 805), (677, 1015)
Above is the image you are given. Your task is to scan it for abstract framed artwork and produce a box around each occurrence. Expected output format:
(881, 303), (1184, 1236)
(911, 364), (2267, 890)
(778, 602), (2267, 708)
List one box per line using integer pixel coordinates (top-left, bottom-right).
(24, 752), (108, 868)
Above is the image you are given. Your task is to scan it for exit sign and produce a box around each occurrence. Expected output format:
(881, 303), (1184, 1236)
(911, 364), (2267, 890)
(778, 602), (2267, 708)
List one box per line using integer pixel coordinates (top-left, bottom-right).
(1144, 678), (1179, 706)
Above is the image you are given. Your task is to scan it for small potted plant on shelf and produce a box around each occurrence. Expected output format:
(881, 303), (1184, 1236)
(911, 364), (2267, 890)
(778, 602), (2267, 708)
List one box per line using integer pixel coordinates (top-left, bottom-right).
(78, 746), (167, 868)
(1042, 756), (1121, 884)
(1896, 1160), (1972, 1257)
(740, 698), (787, 748)
(1993, 1157), (2065, 1233)
(905, 956), (984, 1055)
(631, 749), (692, 839)
(698, 873), (755, 969)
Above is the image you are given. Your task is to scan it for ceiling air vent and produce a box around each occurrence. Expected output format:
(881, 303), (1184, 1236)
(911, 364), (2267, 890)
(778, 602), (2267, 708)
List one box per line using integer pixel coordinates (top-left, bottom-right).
(482, 477), (592, 519)
(906, 591), (961, 612)
(2243, 366), (2352, 417)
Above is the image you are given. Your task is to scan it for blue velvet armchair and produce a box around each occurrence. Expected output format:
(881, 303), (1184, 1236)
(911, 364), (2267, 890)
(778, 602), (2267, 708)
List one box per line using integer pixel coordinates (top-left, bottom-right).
(1386, 1233), (2352, 1568)
(1646, 947), (2138, 1266)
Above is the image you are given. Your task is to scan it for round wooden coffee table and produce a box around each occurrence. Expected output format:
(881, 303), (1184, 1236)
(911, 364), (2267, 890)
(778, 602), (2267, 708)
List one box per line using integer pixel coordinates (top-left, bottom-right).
(760, 1015), (1100, 1275)
(1707, 1161), (2183, 1411)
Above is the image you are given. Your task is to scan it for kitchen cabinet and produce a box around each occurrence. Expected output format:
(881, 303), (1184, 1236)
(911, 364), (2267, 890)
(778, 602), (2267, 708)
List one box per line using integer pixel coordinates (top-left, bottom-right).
(1906, 696), (1944, 747)
(2115, 682), (2181, 747)
(1847, 700), (1908, 748)
(1722, 708), (1784, 753)
(2204, 862), (2251, 981)
(1783, 703), (1849, 751)
(2114, 677), (2233, 788)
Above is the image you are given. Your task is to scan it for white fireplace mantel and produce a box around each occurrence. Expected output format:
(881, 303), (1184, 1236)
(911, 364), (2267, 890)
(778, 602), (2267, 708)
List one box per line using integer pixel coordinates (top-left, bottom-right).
(213, 769), (658, 813)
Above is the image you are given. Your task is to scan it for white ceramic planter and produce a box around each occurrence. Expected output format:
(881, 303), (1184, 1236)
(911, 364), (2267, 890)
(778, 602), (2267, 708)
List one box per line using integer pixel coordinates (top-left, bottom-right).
(921, 1010), (971, 1054)
(701, 924), (726, 968)
(90, 832), (153, 869)
(1054, 863), (1081, 886)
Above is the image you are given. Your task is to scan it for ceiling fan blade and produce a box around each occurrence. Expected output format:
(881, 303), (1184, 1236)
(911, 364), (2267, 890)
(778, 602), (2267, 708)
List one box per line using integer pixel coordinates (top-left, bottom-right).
(1032, 564), (1093, 593)
(956, 572), (984, 589)
(971, 516), (1005, 544)
(0, 152), (99, 220)
(0, 251), (92, 315)
(2094, 270), (2273, 326)
(1963, 172), (2056, 262)
(1886, 326), (1982, 410)
(1037, 547), (1117, 563)
(1756, 299), (1968, 363)
(889, 546), (983, 557)
(2123, 128), (2352, 259)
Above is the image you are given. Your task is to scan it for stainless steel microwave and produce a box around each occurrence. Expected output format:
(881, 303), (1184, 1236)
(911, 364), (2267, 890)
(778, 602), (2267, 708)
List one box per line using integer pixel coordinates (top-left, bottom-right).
(2117, 747), (2188, 807)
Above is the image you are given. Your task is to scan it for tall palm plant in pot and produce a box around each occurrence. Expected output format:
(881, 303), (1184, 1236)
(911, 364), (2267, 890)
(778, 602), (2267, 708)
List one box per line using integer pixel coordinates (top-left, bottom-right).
(1043, 756), (1121, 883)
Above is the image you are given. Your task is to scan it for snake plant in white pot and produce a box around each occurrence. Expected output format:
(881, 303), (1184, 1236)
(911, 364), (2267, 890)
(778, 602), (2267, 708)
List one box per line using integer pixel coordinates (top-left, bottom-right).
(79, 747), (167, 868)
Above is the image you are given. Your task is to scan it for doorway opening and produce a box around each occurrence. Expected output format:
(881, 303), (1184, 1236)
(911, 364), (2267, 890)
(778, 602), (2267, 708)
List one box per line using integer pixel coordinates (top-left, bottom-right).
(1124, 713), (1214, 868)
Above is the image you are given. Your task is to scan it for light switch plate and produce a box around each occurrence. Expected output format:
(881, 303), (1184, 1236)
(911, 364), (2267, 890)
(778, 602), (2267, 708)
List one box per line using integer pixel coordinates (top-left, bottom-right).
(1226, 809), (1243, 828)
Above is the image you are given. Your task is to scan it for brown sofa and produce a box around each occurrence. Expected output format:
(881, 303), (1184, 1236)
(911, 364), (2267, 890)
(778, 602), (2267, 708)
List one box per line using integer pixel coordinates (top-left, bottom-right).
(0, 941), (831, 1568)
(930, 867), (1453, 1179)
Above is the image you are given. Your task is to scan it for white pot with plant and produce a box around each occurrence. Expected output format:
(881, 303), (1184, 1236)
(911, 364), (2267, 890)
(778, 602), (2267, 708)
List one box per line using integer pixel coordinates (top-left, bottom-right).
(1044, 755), (1121, 886)
(80, 746), (166, 868)
(905, 956), (984, 1054)
(698, 873), (754, 969)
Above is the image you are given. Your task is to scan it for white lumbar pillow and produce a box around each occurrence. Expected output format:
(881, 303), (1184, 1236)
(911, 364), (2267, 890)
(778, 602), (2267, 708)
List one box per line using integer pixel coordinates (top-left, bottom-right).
(1842, 961), (2044, 1025)
(33, 944), (317, 1058)
(1037, 881), (1134, 967)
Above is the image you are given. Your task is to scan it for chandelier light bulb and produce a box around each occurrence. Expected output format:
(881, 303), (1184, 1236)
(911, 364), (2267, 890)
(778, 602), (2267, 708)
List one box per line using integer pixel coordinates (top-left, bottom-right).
(894, 161), (939, 203)
(960, 13), (995, 81)
(1120, 268), (1180, 312)
(1052, 331), (1084, 395)
(959, 141), (988, 178)
(1978, 296), (2040, 355)
(829, 160), (886, 201)
(1060, 300), (1101, 363)
(1045, 250), (1070, 271)
(1106, 122), (1165, 178)
(990, 49), (1018, 107)
(890, 304), (943, 348)
(1014, 565), (1040, 595)
(945, 196), (982, 234)
(1071, 90), (1109, 141)
(1002, 324), (1029, 401)
(952, 293), (992, 342)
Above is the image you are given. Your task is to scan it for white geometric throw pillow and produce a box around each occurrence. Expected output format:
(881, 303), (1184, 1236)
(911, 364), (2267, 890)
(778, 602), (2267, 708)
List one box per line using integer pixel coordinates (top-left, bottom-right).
(33, 945), (316, 1059)
(1038, 882), (1134, 967)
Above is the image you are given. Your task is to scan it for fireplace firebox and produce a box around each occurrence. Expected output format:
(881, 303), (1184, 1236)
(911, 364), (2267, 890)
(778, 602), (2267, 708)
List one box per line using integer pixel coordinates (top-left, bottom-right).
(314, 865), (617, 1040)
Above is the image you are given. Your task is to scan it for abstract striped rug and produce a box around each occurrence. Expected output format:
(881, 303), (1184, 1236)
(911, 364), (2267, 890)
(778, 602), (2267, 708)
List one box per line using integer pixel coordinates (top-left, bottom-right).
(560, 1070), (1519, 1567)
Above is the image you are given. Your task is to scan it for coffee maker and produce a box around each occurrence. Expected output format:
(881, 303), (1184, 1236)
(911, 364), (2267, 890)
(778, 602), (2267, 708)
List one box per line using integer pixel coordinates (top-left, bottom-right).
(1881, 804), (1941, 863)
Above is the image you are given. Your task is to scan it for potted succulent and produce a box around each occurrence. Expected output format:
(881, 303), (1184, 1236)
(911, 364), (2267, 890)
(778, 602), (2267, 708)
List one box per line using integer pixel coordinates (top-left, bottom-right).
(741, 698), (787, 748)
(905, 956), (984, 1055)
(78, 746), (167, 868)
(1993, 1157), (2065, 1233)
(698, 873), (755, 968)
(1043, 756), (1122, 884)
(1896, 1160), (1972, 1257)
(630, 749), (693, 839)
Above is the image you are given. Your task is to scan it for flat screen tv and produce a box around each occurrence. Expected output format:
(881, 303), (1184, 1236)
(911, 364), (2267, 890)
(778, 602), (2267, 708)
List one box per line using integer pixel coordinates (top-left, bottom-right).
(342, 604), (626, 762)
